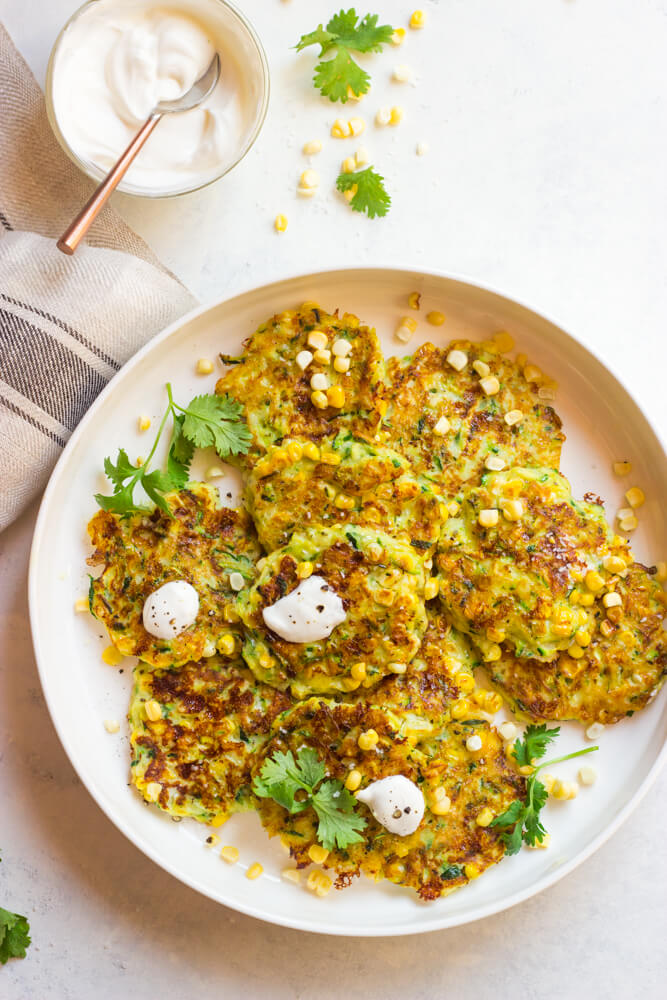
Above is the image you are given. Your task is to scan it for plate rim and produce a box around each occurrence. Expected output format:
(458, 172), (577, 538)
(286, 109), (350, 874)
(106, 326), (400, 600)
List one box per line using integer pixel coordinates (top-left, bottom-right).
(28, 264), (667, 936)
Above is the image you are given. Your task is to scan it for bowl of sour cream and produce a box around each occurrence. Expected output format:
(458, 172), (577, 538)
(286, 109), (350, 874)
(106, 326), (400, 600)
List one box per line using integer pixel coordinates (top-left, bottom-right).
(46, 0), (269, 197)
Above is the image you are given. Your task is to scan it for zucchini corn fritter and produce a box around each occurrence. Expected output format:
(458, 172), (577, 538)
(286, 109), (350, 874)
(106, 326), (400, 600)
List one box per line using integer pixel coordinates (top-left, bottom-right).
(88, 304), (665, 902)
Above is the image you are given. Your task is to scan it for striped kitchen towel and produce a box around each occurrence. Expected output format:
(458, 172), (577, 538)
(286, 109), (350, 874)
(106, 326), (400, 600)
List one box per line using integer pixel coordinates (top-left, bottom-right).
(0, 23), (197, 532)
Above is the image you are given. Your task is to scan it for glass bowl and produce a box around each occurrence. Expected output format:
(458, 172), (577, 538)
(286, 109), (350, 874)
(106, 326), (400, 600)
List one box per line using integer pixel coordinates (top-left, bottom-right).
(45, 0), (270, 198)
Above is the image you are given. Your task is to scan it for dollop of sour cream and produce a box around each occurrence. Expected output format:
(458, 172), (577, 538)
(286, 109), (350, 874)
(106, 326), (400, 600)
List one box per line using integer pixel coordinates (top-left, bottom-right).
(50, 0), (256, 193)
(143, 581), (199, 639)
(262, 575), (346, 643)
(356, 776), (425, 836)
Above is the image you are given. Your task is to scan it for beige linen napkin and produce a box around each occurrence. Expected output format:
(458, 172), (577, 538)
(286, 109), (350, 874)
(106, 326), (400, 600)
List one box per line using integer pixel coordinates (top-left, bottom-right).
(0, 23), (198, 531)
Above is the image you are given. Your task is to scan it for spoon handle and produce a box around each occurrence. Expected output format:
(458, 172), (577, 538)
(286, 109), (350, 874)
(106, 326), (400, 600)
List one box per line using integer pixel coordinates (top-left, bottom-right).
(57, 112), (163, 256)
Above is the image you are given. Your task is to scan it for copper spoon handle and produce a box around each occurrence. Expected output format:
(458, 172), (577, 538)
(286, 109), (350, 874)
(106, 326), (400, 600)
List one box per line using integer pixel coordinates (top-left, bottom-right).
(57, 112), (162, 256)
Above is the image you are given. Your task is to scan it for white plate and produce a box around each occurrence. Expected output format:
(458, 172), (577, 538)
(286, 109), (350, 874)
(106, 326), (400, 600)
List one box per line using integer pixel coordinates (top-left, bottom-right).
(29, 268), (667, 936)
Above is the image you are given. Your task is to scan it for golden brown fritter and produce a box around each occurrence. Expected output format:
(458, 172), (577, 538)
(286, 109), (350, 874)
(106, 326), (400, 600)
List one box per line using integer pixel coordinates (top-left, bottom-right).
(130, 658), (291, 822)
(384, 340), (564, 497)
(238, 525), (428, 697)
(88, 484), (261, 668)
(254, 698), (524, 899)
(215, 305), (385, 470)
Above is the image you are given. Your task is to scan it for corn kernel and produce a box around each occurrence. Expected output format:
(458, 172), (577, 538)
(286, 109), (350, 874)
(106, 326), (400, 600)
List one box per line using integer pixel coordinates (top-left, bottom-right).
(334, 492), (355, 510)
(282, 867), (301, 884)
(501, 499), (524, 521)
(431, 794), (451, 815)
(196, 358), (214, 375)
(392, 64), (411, 83)
(409, 10), (426, 29)
(210, 814), (228, 828)
(504, 409), (524, 427)
(424, 578), (439, 600)
(480, 375), (500, 396)
(102, 645), (124, 666)
(287, 441), (303, 463)
(389, 106), (404, 125)
(599, 619), (614, 638)
(654, 561), (667, 582)
(205, 834), (220, 848)
(586, 722), (605, 740)
(375, 107), (391, 126)
(310, 372), (329, 392)
(484, 644), (502, 662)
(499, 721), (517, 742)
(345, 769), (362, 791)
(485, 455), (506, 472)
(341, 677), (361, 692)
(392, 27), (406, 45)
(313, 348), (331, 365)
(585, 570), (605, 592)
(308, 844), (330, 865)
(303, 442), (320, 461)
(218, 633), (236, 657)
(296, 561), (314, 580)
(74, 596), (89, 613)
(144, 698), (161, 722)
(408, 291), (421, 310)
(473, 359), (490, 378)
(220, 844), (240, 864)
(523, 364), (542, 383)
(331, 118), (350, 138)
(426, 310), (445, 326)
(466, 734), (483, 752)
(552, 780), (578, 800)
(479, 508), (499, 528)
(476, 807), (494, 827)
(355, 147), (370, 167)
(574, 629), (592, 647)
(311, 390), (328, 409)
(320, 450), (341, 465)
(358, 729), (379, 751)
(613, 461), (632, 477)
(307, 330), (328, 350)
(333, 356), (350, 373)
(331, 338), (352, 358)
(145, 782), (162, 802)
(567, 643), (585, 659)
(601, 591), (622, 610)
(625, 487), (645, 509)
(579, 592), (595, 607)
(246, 862), (263, 880)
(433, 415), (450, 436)
(306, 870), (332, 896)
(343, 187), (357, 202)
(395, 323), (415, 344)
(619, 514), (638, 532)
(302, 139), (323, 155)
(493, 331), (515, 352)
(538, 386), (556, 401)
(104, 719), (120, 734)
(578, 765), (597, 785)
(350, 662), (367, 681)
(258, 651), (273, 670)
(519, 764), (534, 776)
(457, 672), (476, 695)
(341, 155), (356, 174)
(138, 415), (151, 432)
(603, 555), (626, 573)
(327, 385), (346, 408)
(464, 864), (480, 880)
(223, 605), (241, 623)
(349, 117), (365, 136)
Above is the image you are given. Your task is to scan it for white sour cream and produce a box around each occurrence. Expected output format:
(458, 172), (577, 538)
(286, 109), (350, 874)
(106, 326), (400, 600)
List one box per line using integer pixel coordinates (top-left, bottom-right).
(50, 0), (260, 194)
(262, 575), (346, 643)
(356, 776), (425, 836)
(143, 580), (199, 639)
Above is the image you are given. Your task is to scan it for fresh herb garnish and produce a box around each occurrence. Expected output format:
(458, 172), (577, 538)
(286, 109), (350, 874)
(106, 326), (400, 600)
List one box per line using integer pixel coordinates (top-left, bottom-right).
(491, 725), (598, 854)
(296, 9), (394, 102)
(0, 906), (31, 965)
(336, 166), (391, 218)
(95, 383), (250, 516)
(253, 748), (367, 850)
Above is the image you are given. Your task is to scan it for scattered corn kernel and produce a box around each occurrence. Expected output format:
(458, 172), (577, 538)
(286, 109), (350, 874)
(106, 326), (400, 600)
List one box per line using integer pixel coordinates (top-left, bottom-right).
(310, 372), (330, 392)
(196, 358), (214, 375)
(341, 155), (356, 174)
(307, 331), (327, 352)
(306, 870), (332, 896)
(586, 722), (605, 740)
(327, 385), (346, 408)
(246, 862), (263, 880)
(501, 499), (524, 521)
(585, 570), (604, 592)
(210, 814), (228, 829)
(499, 721), (517, 742)
(504, 409), (524, 427)
(349, 117), (365, 136)
(311, 390), (328, 409)
(613, 461), (632, 477)
(655, 561), (667, 582)
(331, 118), (350, 138)
(619, 514), (638, 532)
(578, 766), (597, 785)
(479, 508), (499, 528)
(308, 844), (330, 865)
(392, 27), (406, 45)
(538, 386), (556, 401)
(472, 359), (490, 378)
(466, 734), (483, 752)
(493, 331), (515, 352)
(358, 729), (379, 750)
(395, 323), (415, 344)
(409, 10), (426, 29)
(375, 107), (391, 126)
(480, 375), (500, 396)
(74, 596), (89, 613)
(527, 834), (551, 849)
(137, 415), (151, 432)
(355, 147), (370, 167)
(464, 863), (480, 880)
(392, 64), (411, 83)
(625, 486), (645, 509)
(552, 779), (578, 800)
(345, 769), (362, 791)
(102, 645), (124, 666)
(389, 106), (404, 125)
(447, 349), (468, 371)
(104, 719), (120, 734)
(519, 764), (534, 776)
(424, 578), (439, 600)
(343, 187), (357, 202)
(476, 807), (494, 827)
(145, 699), (162, 722)
(302, 139), (323, 155)
(205, 834), (220, 847)
(426, 310), (445, 326)
(415, 140), (430, 156)
(523, 364), (542, 383)
(407, 292), (421, 310)
(282, 867), (301, 884)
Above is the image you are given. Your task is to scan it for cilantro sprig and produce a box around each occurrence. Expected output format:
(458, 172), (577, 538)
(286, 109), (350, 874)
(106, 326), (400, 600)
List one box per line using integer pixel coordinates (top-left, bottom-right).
(336, 166), (391, 218)
(491, 725), (599, 854)
(95, 383), (250, 516)
(296, 9), (394, 102)
(0, 906), (31, 965)
(253, 748), (367, 851)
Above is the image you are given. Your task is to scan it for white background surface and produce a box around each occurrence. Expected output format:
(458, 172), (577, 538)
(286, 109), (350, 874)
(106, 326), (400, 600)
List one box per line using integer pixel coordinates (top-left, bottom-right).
(1, 0), (666, 997)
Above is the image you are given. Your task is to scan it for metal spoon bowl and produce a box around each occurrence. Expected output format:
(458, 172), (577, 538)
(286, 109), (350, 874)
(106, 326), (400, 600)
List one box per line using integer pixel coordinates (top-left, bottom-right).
(57, 54), (221, 255)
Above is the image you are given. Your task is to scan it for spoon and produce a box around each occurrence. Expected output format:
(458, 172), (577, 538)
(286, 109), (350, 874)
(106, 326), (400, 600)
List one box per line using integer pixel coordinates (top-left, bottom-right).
(57, 53), (221, 255)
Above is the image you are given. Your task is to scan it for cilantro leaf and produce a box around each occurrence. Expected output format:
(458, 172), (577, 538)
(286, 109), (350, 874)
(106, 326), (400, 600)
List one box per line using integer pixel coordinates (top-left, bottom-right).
(294, 747), (327, 789)
(512, 724), (560, 768)
(103, 449), (136, 489)
(326, 10), (393, 52)
(336, 167), (391, 218)
(168, 414), (195, 482)
(312, 780), (367, 851)
(314, 49), (370, 102)
(296, 25), (337, 54)
(181, 394), (251, 457)
(253, 750), (310, 813)
(0, 907), (31, 965)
